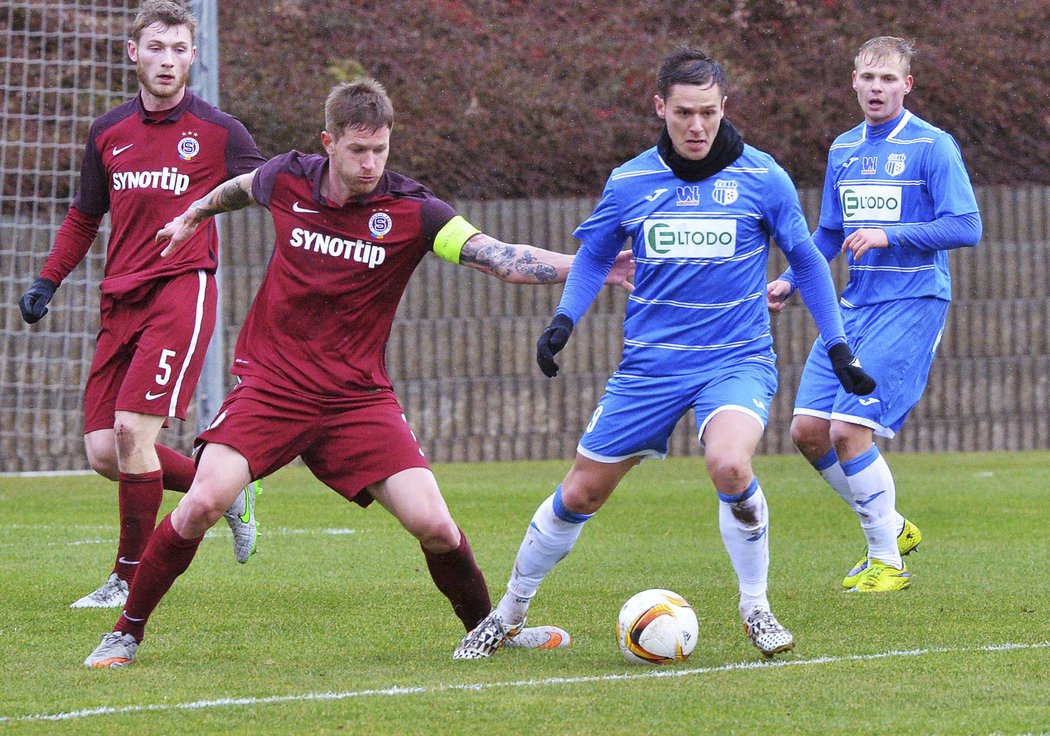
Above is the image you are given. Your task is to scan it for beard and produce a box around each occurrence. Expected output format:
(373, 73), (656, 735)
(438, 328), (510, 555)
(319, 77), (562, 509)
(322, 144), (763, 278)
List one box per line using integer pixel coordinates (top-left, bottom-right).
(136, 62), (190, 100)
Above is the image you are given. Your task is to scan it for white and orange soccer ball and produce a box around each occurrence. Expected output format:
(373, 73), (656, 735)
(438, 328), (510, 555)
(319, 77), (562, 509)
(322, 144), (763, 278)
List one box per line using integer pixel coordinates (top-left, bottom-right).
(616, 588), (699, 665)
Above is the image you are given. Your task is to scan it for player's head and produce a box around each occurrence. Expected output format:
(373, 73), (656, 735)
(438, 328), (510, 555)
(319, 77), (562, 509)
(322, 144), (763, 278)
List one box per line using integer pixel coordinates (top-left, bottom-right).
(322, 79), (395, 198)
(654, 49), (727, 161)
(131, 1), (197, 45)
(128, 1), (197, 105)
(852, 36), (914, 126)
(324, 79), (395, 140)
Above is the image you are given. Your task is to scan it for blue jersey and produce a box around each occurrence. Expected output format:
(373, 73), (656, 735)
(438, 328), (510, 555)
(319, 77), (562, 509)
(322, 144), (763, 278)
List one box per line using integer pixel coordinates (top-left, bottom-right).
(820, 109), (980, 306)
(573, 144), (817, 378)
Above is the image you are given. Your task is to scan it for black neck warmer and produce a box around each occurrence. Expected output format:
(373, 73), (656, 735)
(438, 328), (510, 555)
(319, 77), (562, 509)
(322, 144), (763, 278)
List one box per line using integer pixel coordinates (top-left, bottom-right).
(657, 119), (745, 182)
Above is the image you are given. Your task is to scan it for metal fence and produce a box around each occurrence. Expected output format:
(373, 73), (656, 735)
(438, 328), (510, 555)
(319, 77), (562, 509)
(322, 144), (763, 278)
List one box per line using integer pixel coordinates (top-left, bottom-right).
(2, 187), (1047, 472)
(221, 185), (1050, 463)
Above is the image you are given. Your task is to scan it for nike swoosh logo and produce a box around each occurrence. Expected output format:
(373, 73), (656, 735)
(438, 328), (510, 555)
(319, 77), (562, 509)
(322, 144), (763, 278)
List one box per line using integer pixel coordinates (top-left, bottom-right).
(858, 397), (881, 406)
(535, 631), (565, 649)
(238, 488), (252, 523)
(144, 390), (168, 400)
(644, 188), (668, 202)
(117, 557), (139, 565)
(112, 144), (134, 156)
(292, 201), (320, 213)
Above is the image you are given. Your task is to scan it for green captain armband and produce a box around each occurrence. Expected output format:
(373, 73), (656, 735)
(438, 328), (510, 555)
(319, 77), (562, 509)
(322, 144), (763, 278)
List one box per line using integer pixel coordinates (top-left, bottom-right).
(432, 215), (482, 265)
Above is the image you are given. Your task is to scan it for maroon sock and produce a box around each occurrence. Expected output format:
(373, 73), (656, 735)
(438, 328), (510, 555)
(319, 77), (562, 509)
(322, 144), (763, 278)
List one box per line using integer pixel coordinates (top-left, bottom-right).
(422, 528), (492, 631)
(115, 513), (204, 642)
(155, 444), (196, 493)
(112, 470), (164, 582)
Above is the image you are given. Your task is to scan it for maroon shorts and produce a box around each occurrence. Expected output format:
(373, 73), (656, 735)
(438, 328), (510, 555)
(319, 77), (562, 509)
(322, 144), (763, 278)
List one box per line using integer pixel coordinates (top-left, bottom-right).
(196, 374), (430, 506)
(83, 270), (217, 433)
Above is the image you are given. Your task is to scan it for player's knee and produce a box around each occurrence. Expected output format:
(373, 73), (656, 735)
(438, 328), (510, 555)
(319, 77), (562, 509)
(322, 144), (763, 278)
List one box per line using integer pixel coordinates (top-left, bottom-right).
(829, 422), (873, 461)
(112, 417), (148, 458)
(85, 447), (119, 480)
(705, 452), (752, 491)
(558, 482), (609, 516)
(177, 490), (227, 529)
(790, 416), (825, 456)
(415, 516), (461, 554)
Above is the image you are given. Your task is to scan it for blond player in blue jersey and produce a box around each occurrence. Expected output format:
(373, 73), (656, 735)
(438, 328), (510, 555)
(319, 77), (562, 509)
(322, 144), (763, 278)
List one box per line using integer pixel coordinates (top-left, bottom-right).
(767, 37), (981, 592)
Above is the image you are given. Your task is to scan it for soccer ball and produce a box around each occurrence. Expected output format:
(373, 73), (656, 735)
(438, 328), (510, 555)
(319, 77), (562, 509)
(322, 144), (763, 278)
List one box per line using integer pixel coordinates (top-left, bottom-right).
(616, 588), (699, 665)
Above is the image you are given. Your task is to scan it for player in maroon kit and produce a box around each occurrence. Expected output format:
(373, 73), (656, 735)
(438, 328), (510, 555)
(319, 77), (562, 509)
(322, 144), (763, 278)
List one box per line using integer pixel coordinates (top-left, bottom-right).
(17, 1), (265, 609)
(83, 77), (633, 667)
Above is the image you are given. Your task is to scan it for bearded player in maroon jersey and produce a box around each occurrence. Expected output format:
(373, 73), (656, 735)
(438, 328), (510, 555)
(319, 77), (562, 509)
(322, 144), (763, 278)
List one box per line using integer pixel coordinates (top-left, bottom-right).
(18, 1), (266, 611)
(83, 77), (633, 667)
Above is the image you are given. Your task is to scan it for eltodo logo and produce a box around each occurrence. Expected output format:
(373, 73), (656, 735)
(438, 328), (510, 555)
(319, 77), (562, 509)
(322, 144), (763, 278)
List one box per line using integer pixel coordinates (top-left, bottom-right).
(839, 184), (902, 221)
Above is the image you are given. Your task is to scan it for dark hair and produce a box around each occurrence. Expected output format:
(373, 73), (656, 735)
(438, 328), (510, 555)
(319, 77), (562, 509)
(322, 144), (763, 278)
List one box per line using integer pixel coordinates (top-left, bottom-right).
(325, 79), (395, 138)
(131, 1), (196, 44)
(657, 48), (728, 99)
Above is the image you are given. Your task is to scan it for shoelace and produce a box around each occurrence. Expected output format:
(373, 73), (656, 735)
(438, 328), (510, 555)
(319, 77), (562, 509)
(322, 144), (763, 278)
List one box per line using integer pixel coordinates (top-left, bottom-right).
(746, 611), (783, 635)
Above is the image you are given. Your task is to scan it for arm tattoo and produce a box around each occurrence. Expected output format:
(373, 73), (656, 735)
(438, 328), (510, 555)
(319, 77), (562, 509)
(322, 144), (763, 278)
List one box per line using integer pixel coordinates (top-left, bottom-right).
(461, 236), (559, 283)
(191, 178), (253, 221)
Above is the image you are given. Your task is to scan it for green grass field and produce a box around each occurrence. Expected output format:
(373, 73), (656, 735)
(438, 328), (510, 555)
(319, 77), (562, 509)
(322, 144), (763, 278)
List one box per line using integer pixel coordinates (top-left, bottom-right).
(1, 452), (1048, 735)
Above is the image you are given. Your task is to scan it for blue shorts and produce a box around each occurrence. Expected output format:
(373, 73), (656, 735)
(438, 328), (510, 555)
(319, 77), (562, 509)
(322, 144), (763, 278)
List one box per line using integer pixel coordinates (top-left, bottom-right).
(578, 359), (777, 462)
(793, 297), (948, 438)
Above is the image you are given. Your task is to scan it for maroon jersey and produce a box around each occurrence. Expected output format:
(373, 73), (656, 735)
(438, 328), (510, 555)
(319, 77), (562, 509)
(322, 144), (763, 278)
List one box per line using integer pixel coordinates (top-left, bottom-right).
(236, 151), (457, 395)
(43, 91), (264, 298)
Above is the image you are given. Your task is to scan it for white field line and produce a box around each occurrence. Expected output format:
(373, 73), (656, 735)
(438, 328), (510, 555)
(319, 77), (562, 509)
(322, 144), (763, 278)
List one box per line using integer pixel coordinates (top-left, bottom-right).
(0, 527), (357, 548)
(2, 641), (1047, 724)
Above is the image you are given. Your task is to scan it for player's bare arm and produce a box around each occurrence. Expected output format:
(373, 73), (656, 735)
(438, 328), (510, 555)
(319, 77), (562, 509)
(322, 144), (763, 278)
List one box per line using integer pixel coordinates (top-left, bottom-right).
(157, 171), (258, 258)
(460, 234), (634, 291)
(459, 234), (566, 283)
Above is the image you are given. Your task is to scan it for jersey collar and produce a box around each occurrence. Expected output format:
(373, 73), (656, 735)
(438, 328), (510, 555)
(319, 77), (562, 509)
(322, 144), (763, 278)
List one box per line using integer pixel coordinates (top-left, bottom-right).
(136, 90), (194, 124)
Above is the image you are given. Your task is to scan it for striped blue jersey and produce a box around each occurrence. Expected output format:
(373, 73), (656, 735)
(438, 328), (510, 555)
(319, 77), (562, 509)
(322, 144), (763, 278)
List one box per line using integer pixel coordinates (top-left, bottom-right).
(573, 144), (814, 377)
(820, 109), (979, 306)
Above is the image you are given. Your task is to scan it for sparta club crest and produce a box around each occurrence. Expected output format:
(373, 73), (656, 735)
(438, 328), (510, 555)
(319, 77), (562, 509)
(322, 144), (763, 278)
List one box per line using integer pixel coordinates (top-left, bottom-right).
(177, 135), (200, 161)
(368, 211), (393, 239)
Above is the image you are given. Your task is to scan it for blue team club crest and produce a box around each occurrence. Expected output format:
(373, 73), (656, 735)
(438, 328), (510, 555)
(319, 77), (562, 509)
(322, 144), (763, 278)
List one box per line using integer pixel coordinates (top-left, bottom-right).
(885, 153), (906, 177)
(712, 179), (738, 206)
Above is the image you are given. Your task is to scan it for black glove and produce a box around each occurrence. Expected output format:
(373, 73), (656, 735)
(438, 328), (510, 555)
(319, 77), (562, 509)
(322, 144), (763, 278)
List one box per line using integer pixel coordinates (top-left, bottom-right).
(536, 313), (574, 378)
(828, 342), (876, 396)
(19, 277), (57, 324)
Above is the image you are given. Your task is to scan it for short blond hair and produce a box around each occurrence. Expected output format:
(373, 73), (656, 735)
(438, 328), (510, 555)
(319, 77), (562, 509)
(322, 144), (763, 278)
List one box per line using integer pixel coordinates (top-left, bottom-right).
(855, 36), (915, 75)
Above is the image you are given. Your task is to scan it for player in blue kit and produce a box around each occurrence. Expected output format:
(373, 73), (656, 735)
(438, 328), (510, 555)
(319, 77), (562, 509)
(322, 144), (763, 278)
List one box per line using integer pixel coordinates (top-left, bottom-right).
(454, 49), (875, 660)
(767, 37), (981, 592)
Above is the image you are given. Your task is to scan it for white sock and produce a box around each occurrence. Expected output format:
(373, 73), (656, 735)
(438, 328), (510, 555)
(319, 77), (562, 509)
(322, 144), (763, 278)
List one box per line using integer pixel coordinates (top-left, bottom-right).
(813, 449), (854, 509)
(842, 445), (904, 567)
(498, 486), (591, 625)
(718, 478), (770, 618)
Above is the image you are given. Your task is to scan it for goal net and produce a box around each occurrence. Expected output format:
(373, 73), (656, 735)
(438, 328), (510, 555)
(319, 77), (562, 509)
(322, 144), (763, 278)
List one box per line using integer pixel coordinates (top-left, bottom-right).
(0, 2), (202, 473)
